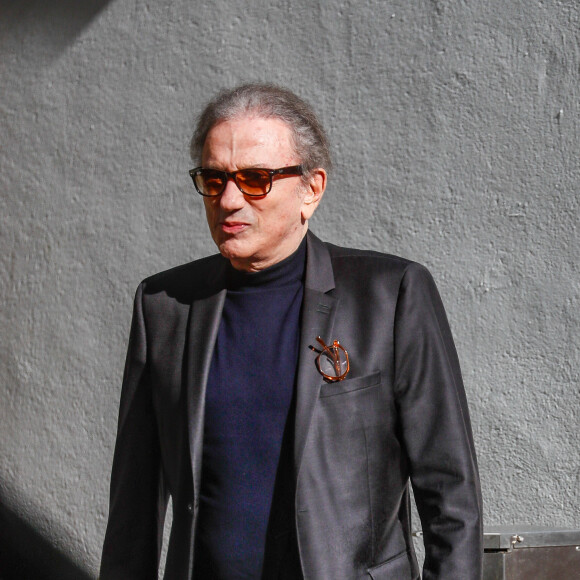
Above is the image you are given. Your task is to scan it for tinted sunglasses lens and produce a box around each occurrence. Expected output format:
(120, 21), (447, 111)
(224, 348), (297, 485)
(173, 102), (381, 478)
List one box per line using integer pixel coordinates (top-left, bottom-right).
(236, 169), (271, 195)
(196, 170), (226, 196)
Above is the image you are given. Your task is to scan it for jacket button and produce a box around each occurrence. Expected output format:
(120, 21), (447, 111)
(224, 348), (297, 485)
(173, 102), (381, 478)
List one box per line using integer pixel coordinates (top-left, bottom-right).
(186, 503), (194, 514)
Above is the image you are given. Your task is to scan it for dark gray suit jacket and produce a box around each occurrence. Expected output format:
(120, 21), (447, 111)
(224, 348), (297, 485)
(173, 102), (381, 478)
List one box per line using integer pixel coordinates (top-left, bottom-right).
(100, 231), (483, 580)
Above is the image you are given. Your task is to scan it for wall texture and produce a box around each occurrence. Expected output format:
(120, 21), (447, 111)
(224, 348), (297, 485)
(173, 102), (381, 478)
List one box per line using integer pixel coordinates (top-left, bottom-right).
(1, 0), (578, 576)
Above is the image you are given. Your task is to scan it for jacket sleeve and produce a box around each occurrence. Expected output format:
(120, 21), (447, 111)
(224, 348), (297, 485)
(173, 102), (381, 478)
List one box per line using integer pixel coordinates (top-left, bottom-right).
(100, 282), (168, 580)
(393, 263), (483, 580)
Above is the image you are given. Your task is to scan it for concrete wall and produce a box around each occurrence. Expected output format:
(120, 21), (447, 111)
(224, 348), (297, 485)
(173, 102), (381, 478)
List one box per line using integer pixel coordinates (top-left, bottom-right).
(1, 0), (578, 576)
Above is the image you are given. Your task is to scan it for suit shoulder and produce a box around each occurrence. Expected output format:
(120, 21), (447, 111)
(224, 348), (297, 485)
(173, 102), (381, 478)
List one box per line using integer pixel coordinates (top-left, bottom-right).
(139, 253), (226, 297)
(324, 241), (416, 273)
(322, 242), (439, 296)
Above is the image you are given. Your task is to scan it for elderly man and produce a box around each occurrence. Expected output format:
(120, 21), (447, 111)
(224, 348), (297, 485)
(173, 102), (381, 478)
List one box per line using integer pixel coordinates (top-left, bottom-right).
(100, 84), (483, 579)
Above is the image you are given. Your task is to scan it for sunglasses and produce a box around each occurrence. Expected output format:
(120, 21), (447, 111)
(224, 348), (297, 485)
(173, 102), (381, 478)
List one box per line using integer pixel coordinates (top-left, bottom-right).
(314, 336), (350, 382)
(189, 165), (304, 197)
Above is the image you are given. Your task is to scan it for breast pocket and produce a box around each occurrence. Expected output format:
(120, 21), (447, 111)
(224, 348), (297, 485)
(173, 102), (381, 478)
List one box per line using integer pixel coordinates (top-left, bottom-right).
(315, 370), (384, 449)
(319, 370), (381, 398)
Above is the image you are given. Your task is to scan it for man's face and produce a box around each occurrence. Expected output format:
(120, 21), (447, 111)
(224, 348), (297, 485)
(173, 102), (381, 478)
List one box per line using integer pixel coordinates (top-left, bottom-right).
(201, 116), (324, 272)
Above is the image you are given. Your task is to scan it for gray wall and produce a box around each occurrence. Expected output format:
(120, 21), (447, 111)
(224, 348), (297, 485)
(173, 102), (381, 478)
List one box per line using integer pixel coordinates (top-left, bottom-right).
(1, 0), (578, 576)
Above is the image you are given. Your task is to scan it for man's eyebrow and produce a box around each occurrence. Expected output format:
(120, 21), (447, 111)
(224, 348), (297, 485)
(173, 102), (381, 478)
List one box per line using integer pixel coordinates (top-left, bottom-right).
(205, 164), (271, 171)
(236, 164), (271, 170)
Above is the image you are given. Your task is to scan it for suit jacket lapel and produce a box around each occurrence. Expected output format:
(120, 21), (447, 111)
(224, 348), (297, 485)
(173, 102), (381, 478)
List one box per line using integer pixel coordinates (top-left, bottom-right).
(293, 231), (337, 477)
(186, 257), (227, 494)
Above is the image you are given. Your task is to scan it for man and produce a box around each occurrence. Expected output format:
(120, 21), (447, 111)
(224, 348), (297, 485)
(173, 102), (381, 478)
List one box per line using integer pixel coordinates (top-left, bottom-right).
(101, 84), (483, 579)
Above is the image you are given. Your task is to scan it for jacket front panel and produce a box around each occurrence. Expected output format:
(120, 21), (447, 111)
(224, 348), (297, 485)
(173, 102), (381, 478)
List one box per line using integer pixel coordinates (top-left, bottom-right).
(294, 248), (418, 579)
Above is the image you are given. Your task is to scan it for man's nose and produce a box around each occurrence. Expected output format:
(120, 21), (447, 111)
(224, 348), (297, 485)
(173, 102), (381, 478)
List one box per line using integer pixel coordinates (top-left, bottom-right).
(218, 178), (246, 211)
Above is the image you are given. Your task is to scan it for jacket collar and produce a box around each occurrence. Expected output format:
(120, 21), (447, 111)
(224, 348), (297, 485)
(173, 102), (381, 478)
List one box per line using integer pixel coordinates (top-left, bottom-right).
(304, 230), (335, 293)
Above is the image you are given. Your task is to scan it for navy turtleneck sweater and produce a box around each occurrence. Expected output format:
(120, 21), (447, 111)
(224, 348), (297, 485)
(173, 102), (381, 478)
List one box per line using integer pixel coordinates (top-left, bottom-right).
(194, 238), (306, 579)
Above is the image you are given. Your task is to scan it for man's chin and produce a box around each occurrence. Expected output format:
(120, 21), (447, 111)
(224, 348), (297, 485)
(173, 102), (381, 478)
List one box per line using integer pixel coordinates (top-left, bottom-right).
(217, 240), (252, 263)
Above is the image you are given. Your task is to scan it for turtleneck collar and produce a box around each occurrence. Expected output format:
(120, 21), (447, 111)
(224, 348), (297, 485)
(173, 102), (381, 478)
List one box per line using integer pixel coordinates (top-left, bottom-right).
(226, 235), (307, 291)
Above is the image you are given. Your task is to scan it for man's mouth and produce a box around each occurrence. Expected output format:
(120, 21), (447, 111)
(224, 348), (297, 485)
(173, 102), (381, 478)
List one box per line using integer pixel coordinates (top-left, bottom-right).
(220, 221), (249, 234)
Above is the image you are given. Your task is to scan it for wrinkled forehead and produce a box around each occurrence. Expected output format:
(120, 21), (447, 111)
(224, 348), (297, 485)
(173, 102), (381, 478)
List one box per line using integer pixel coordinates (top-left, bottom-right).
(201, 116), (299, 168)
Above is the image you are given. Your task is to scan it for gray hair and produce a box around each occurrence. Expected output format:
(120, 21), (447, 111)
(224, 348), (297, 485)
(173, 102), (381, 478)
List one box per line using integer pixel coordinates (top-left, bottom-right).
(190, 83), (331, 176)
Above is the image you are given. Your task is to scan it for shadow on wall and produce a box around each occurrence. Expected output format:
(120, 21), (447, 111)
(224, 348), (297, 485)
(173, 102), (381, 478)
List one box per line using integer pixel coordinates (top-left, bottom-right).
(0, 498), (94, 580)
(0, 0), (112, 61)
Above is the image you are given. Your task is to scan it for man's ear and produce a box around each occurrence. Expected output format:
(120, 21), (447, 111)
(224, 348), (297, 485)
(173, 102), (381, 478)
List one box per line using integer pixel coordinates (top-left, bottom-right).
(301, 168), (327, 221)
